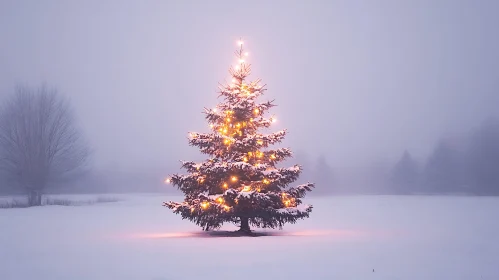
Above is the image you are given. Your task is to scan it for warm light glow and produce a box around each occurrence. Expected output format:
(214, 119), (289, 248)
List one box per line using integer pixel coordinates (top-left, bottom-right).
(242, 185), (251, 191)
(164, 178), (171, 184)
(257, 151), (263, 158)
(191, 207), (195, 212)
(224, 139), (230, 145)
(236, 123), (241, 127)
(263, 178), (270, 184)
(270, 154), (277, 160)
(210, 124), (214, 128)
(245, 52), (249, 56)
(257, 140), (263, 145)
(223, 128), (228, 134)
(216, 197), (224, 203)
(254, 108), (259, 114)
(223, 205), (230, 211)
(232, 78), (236, 82)
(243, 157), (248, 162)
(213, 108), (217, 112)
(238, 40), (243, 45)
(226, 117), (231, 122)
(272, 118), (277, 123)
(248, 151), (253, 157)
(223, 182), (228, 188)
(231, 176), (238, 182)
(201, 202), (209, 209)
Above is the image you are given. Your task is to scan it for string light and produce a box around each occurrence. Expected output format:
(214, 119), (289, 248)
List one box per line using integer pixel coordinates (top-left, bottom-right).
(231, 176), (238, 182)
(223, 205), (230, 211)
(216, 197), (224, 203)
(201, 202), (209, 209)
(270, 154), (277, 160)
(223, 182), (228, 188)
(238, 40), (243, 45)
(257, 140), (263, 145)
(254, 108), (259, 114)
(243, 157), (248, 162)
(263, 178), (270, 184)
(164, 178), (171, 184)
(242, 185), (251, 192)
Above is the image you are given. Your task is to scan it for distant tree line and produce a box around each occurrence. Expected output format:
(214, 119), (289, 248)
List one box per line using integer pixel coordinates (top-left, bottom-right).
(390, 118), (499, 195)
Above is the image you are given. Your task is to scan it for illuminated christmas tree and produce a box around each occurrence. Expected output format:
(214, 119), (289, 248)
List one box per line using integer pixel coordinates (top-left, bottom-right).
(164, 40), (313, 234)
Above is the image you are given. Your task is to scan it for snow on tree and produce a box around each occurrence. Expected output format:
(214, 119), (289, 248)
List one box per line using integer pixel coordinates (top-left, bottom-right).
(163, 40), (314, 234)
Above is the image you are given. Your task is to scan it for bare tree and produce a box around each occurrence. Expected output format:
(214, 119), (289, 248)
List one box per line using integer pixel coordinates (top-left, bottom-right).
(0, 85), (90, 206)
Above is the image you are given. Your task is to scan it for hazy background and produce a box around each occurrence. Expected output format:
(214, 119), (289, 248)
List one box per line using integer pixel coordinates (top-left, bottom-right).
(1, 0), (498, 194)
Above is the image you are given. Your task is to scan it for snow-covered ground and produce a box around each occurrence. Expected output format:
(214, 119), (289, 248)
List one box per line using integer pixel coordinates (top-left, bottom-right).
(0, 194), (498, 280)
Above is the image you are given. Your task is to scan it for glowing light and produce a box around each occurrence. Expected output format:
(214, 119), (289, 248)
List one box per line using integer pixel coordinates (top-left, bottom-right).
(236, 123), (241, 127)
(232, 78), (236, 83)
(239, 59), (245, 63)
(235, 65), (240, 70)
(213, 108), (217, 112)
(201, 202), (209, 209)
(245, 52), (249, 56)
(224, 139), (230, 145)
(257, 151), (263, 158)
(243, 157), (248, 162)
(272, 118), (277, 123)
(216, 197), (224, 203)
(256, 188), (261, 192)
(191, 207), (195, 212)
(242, 185), (251, 191)
(238, 40), (243, 45)
(248, 151), (253, 157)
(270, 154), (277, 160)
(226, 117), (231, 122)
(222, 128), (228, 134)
(254, 108), (260, 114)
(263, 178), (270, 184)
(231, 176), (238, 182)
(256, 140), (263, 145)
(164, 178), (171, 184)
(223, 205), (230, 211)
(223, 182), (228, 188)
(210, 124), (214, 128)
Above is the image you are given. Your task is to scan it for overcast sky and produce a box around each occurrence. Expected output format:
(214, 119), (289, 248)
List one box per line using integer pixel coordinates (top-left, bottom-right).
(1, 0), (498, 172)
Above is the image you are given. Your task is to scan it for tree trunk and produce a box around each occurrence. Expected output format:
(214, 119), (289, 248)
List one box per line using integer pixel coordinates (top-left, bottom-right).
(28, 190), (42, 206)
(238, 217), (251, 234)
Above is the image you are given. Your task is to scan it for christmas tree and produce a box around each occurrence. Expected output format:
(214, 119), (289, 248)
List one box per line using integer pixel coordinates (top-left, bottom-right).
(164, 40), (313, 234)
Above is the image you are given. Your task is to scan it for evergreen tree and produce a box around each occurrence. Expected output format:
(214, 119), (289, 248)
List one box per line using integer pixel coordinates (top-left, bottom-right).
(424, 140), (463, 193)
(312, 155), (334, 195)
(164, 40), (314, 234)
(390, 150), (420, 194)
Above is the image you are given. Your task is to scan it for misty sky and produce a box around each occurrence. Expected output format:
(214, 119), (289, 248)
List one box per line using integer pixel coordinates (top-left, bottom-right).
(1, 0), (498, 172)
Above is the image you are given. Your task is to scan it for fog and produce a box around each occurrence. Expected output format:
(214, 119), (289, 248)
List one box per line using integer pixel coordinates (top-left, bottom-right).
(1, 0), (498, 194)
